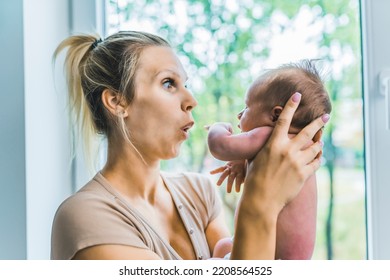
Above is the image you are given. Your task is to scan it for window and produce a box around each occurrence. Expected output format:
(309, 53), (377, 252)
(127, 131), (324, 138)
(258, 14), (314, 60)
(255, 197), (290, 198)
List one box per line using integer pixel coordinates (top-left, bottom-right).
(361, 0), (390, 260)
(106, 0), (365, 259)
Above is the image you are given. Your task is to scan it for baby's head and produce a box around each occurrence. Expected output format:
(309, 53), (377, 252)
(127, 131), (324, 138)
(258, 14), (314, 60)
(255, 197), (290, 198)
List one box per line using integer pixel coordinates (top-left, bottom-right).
(238, 59), (332, 133)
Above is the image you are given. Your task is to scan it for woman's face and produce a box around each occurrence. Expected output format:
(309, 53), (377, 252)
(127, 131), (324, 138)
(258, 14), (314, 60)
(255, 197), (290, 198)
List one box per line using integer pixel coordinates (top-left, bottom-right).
(125, 46), (197, 161)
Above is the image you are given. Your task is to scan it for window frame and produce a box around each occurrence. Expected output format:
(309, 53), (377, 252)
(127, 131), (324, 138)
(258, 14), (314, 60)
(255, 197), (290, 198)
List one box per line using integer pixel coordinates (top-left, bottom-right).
(361, 0), (390, 260)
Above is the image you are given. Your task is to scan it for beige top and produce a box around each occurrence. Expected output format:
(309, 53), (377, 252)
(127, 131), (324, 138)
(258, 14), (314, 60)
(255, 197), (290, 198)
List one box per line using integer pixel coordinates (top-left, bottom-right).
(51, 171), (222, 260)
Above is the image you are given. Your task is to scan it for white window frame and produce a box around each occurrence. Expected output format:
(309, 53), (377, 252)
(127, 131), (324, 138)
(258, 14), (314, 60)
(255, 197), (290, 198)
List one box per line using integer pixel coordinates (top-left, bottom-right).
(69, 0), (107, 191)
(361, 0), (390, 260)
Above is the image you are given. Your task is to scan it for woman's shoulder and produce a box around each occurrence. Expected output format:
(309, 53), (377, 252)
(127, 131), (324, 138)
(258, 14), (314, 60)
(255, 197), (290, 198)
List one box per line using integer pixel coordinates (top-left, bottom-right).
(51, 173), (150, 260)
(54, 173), (118, 221)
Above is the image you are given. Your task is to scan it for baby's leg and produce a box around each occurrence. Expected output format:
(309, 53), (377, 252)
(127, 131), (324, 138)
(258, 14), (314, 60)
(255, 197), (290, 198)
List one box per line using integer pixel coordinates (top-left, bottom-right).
(275, 174), (317, 260)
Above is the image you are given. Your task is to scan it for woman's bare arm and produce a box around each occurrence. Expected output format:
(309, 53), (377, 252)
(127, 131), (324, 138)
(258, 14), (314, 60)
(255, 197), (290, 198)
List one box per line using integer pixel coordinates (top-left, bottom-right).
(205, 211), (231, 258)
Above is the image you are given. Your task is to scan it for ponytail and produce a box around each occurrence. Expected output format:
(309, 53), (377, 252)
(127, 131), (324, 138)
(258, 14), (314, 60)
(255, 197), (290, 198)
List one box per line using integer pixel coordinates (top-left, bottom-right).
(53, 34), (102, 172)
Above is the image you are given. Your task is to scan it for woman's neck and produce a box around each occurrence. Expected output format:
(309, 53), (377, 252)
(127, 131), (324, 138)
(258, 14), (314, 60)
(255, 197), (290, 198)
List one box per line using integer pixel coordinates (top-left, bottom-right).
(101, 140), (163, 202)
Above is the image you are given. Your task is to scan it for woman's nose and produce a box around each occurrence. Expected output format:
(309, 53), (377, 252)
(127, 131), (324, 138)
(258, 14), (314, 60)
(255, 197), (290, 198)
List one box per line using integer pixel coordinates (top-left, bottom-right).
(182, 88), (198, 112)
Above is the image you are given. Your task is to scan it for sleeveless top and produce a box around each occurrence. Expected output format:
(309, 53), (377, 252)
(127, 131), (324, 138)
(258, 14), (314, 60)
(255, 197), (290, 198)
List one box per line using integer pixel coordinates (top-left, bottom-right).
(51, 171), (222, 260)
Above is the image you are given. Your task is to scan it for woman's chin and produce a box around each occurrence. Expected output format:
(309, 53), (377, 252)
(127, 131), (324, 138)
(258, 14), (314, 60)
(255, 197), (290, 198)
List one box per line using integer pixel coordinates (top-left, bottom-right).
(161, 146), (181, 160)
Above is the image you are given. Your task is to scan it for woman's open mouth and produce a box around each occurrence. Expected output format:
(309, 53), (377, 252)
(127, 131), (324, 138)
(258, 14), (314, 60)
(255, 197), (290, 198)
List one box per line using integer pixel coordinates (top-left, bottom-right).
(181, 121), (194, 138)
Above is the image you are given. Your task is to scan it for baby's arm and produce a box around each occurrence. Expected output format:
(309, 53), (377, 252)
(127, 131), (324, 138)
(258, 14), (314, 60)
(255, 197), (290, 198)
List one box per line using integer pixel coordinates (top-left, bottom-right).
(207, 122), (273, 161)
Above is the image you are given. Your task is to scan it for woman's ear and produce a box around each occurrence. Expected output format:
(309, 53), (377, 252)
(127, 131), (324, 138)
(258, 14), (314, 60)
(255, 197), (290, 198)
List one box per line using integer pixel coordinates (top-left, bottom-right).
(101, 89), (128, 117)
(271, 106), (283, 122)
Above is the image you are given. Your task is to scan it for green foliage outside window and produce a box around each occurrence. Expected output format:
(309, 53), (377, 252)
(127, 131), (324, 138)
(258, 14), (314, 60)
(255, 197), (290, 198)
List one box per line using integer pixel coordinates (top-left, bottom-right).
(108, 0), (365, 259)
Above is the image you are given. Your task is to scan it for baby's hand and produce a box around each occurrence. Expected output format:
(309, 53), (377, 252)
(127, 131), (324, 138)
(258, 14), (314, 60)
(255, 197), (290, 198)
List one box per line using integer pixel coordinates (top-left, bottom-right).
(210, 160), (247, 193)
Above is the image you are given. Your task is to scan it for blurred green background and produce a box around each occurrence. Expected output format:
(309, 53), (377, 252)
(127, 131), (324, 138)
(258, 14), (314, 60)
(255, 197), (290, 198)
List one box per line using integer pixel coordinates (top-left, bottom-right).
(108, 0), (365, 259)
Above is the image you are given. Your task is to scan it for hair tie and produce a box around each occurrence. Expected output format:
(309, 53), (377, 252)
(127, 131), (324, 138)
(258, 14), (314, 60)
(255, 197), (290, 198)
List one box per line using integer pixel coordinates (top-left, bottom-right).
(91, 38), (103, 50)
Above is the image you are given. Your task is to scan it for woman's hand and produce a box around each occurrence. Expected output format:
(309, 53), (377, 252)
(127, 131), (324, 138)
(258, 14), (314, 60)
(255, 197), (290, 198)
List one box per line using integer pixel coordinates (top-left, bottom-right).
(244, 92), (329, 213)
(231, 92), (329, 260)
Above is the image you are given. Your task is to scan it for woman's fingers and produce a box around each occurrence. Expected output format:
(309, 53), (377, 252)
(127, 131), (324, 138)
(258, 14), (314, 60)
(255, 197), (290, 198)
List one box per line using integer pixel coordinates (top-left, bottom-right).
(303, 157), (322, 177)
(271, 92), (302, 139)
(298, 140), (324, 166)
(293, 114), (330, 147)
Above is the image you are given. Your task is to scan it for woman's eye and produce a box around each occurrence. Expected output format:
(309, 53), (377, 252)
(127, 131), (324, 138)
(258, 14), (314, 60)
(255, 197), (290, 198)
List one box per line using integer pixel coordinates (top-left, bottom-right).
(162, 79), (174, 89)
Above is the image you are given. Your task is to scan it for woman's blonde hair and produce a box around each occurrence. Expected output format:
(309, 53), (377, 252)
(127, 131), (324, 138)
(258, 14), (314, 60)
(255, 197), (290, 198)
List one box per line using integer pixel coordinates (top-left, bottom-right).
(53, 31), (170, 169)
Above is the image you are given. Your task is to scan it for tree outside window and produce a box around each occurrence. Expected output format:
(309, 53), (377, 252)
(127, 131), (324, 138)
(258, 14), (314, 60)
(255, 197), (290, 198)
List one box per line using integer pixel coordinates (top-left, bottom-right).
(107, 0), (365, 259)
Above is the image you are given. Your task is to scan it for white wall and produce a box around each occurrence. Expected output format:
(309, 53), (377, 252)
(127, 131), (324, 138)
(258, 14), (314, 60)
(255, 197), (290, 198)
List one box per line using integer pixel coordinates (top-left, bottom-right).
(8, 0), (102, 260)
(23, 0), (102, 260)
(0, 0), (75, 260)
(0, 0), (27, 260)
(23, 0), (73, 260)
(0, 0), (87, 259)
(0, 0), (104, 260)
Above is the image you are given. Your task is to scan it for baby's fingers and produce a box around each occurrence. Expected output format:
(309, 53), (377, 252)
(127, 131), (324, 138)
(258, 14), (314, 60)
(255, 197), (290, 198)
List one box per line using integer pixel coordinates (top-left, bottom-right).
(227, 173), (235, 193)
(210, 166), (227, 175)
(216, 168), (230, 186)
(235, 173), (245, 193)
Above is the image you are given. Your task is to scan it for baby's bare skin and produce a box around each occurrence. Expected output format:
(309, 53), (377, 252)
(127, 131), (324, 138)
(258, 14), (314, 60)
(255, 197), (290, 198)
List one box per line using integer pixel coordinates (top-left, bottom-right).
(208, 123), (317, 259)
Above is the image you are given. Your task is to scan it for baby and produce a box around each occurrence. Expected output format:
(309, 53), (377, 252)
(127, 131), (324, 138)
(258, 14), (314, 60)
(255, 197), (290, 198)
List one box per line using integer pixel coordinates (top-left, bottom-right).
(208, 59), (332, 259)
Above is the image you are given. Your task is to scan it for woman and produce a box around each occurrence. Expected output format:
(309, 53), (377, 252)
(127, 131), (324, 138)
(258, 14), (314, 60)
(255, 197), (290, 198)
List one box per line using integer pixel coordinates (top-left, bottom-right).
(51, 31), (328, 260)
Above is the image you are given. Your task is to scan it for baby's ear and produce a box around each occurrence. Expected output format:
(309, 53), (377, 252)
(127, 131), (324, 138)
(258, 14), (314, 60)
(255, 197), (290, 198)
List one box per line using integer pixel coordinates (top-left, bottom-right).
(271, 106), (283, 122)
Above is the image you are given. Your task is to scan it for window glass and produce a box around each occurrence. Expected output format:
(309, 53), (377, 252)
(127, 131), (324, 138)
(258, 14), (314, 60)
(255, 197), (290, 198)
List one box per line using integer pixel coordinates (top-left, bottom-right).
(106, 0), (365, 259)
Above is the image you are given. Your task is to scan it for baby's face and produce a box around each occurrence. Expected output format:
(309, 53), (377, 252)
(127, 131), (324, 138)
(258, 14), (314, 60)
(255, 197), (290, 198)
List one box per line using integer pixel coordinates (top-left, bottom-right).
(237, 84), (272, 132)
